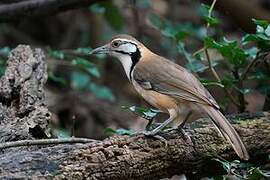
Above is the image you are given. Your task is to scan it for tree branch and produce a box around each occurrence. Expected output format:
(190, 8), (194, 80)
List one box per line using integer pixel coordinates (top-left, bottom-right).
(0, 138), (98, 150)
(240, 51), (268, 81)
(0, 0), (99, 22)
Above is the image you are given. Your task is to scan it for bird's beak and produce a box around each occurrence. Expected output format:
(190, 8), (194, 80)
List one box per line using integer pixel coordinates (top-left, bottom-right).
(89, 44), (110, 55)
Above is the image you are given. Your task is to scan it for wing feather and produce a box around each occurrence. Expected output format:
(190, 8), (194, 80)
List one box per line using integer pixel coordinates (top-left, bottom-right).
(133, 56), (219, 109)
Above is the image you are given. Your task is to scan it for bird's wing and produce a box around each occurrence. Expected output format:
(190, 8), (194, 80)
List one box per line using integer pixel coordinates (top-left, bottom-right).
(133, 56), (219, 109)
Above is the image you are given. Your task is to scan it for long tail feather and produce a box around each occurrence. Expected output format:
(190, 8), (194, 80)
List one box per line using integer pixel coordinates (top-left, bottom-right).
(201, 106), (249, 160)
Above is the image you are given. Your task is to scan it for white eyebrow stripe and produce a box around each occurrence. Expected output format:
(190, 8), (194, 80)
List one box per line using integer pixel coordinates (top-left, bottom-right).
(113, 38), (138, 45)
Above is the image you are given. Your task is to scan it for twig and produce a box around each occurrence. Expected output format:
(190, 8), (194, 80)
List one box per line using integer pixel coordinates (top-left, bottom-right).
(192, 47), (206, 57)
(264, 59), (270, 75)
(204, 0), (219, 80)
(0, 138), (98, 150)
(240, 51), (267, 81)
(204, 0), (219, 81)
(207, 0), (217, 28)
(205, 49), (220, 82)
(204, 49), (241, 107)
(233, 67), (246, 112)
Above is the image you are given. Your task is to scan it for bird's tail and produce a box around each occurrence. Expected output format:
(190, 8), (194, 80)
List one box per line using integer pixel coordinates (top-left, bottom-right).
(201, 106), (249, 160)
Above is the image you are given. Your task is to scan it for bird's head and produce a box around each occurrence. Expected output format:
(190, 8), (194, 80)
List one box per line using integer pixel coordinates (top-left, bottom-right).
(90, 34), (146, 80)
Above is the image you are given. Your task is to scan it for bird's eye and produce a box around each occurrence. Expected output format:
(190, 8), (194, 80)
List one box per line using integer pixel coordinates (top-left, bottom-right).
(112, 41), (120, 48)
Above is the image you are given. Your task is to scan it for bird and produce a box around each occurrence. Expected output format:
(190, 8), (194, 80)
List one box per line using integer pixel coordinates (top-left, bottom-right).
(90, 34), (249, 160)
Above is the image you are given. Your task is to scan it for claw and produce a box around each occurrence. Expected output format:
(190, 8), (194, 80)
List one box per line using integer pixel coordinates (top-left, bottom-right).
(176, 127), (193, 145)
(132, 130), (168, 147)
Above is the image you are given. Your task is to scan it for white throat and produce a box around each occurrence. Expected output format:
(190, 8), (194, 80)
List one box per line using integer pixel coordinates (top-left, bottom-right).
(117, 54), (133, 80)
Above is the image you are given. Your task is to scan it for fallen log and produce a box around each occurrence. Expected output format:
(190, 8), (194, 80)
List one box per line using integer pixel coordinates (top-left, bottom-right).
(0, 112), (269, 179)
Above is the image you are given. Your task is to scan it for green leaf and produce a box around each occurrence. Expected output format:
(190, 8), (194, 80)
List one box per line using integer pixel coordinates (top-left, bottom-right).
(70, 71), (90, 90)
(248, 168), (270, 179)
(104, 127), (116, 136)
(104, 128), (133, 136)
(0, 59), (6, 77)
(213, 158), (231, 173)
(233, 86), (253, 94)
(48, 72), (67, 85)
(257, 83), (270, 94)
(204, 16), (219, 26)
(122, 106), (161, 119)
(100, 2), (123, 31)
(247, 70), (269, 80)
(252, 18), (269, 29)
(75, 47), (92, 54)
(200, 78), (224, 88)
(242, 20), (270, 50)
(0, 46), (10, 57)
(198, 4), (210, 18)
(204, 37), (248, 67)
(177, 42), (196, 63)
(199, 3), (219, 26)
(48, 48), (64, 59)
(174, 31), (189, 41)
(265, 25), (270, 36)
(242, 34), (258, 43)
(204, 37), (220, 49)
(256, 33), (270, 40)
(136, 0), (151, 8)
(221, 75), (235, 88)
(89, 3), (106, 13)
(71, 57), (100, 78)
(242, 34), (270, 51)
(241, 88), (253, 94)
(185, 61), (207, 73)
(115, 128), (133, 135)
(52, 128), (71, 138)
(148, 13), (163, 29)
(177, 42), (210, 73)
(244, 47), (258, 59)
(161, 25), (176, 38)
(256, 25), (265, 34)
(88, 83), (115, 101)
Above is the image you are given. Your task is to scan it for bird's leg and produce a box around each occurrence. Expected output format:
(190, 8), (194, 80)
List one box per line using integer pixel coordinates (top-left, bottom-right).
(178, 111), (192, 129)
(144, 115), (175, 136)
(143, 109), (162, 131)
(176, 111), (193, 145)
(145, 118), (154, 131)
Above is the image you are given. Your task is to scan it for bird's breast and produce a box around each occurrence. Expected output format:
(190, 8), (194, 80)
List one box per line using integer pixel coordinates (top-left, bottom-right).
(132, 80), (178, 113)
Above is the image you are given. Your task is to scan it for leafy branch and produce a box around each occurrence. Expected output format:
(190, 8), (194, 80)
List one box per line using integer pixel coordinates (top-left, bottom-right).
(148, 2), (270, 113)
(203, 0), (242, 108)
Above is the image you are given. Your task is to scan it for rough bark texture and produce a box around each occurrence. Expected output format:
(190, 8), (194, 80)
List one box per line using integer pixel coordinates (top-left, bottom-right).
(0, 113), (269, 179)
(0, 45), (51, 142)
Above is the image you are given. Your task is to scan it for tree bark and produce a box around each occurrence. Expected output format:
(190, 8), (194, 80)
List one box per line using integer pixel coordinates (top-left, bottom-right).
(0, 45), (51, 142)
(0, 0), (99, 22)
(0, 112), (269, 179)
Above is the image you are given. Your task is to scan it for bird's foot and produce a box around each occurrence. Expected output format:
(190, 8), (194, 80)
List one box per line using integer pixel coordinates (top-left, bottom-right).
(164, 127), (193, 145)
(176, 128), (193, 145)
(132, 130), (168, 147)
